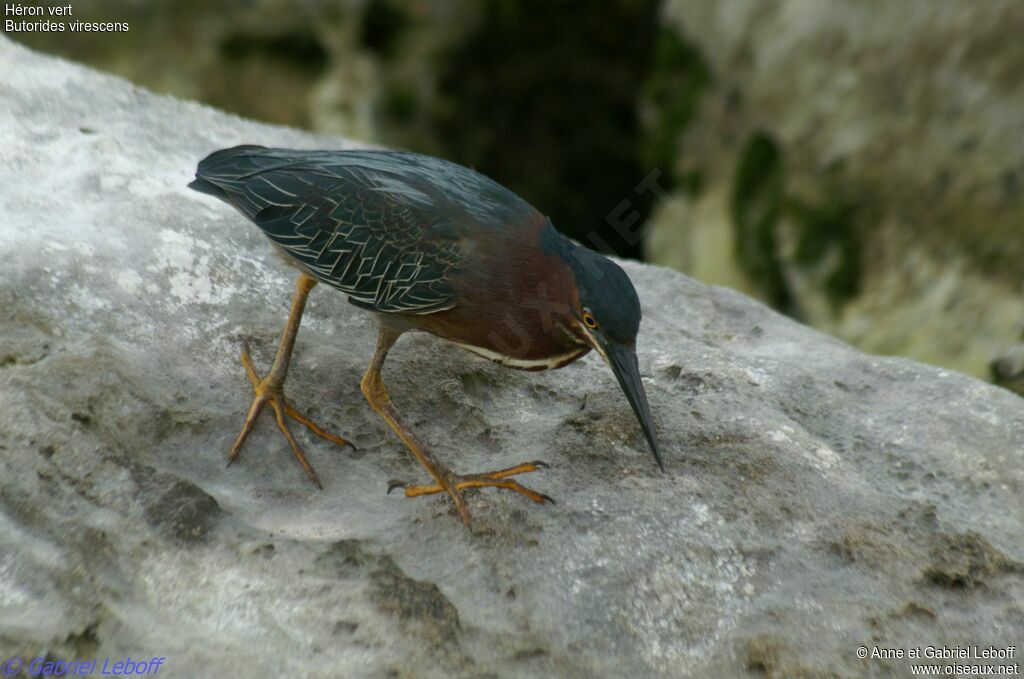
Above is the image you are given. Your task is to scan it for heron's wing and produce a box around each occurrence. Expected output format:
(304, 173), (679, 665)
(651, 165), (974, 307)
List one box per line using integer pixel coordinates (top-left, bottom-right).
(190, 146), (539, 314)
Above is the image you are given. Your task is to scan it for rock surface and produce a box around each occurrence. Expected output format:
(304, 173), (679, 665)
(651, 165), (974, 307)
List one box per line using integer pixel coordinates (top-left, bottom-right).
(1, 38), (1023, 678)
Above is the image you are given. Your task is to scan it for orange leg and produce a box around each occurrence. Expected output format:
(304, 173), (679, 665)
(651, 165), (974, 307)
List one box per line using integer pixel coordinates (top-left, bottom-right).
(361, 328), (553, 526)
(227, 273), (352, 488)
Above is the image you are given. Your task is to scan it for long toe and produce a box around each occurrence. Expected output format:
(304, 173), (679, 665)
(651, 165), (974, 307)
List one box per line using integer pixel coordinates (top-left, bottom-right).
(269, 394), (323, 489)
(226, 390), (271, 465)
(281, 399), (354, 450)
(389, 460), (554, 520)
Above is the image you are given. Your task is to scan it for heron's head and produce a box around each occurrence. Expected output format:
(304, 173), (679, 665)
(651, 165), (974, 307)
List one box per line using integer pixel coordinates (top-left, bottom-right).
(551, 231), (662, 471)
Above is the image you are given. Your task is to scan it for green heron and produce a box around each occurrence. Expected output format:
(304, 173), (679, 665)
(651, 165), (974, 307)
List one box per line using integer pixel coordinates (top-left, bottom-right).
(189, 145), (661, 525)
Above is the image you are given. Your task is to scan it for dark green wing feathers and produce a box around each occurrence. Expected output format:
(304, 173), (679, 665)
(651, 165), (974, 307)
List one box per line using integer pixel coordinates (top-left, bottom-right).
(190, 146), (538, 314)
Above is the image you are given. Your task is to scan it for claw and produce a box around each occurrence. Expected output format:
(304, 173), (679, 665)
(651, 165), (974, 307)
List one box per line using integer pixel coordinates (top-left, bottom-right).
(386, 480), (407, 494)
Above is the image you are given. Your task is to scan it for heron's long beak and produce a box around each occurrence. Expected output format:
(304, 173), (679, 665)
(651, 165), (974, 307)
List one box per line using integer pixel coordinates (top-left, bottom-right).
(599, 340), (664, 472)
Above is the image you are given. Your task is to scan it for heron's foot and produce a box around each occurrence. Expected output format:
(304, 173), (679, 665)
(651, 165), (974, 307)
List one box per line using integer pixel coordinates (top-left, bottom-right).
(387, 461), (554, 525)
(227, 340), (353, 489)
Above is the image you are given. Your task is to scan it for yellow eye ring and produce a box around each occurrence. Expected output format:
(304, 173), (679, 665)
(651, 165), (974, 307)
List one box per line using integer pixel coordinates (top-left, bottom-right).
(582, 312), (599, 329)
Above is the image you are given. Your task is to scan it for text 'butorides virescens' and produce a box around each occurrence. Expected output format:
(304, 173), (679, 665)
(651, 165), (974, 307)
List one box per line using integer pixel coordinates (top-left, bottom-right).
(189, 145), (661, 525)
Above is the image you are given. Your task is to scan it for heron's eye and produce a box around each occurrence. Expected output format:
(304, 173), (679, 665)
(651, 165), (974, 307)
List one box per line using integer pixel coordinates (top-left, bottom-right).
(582, 312), (599, 329)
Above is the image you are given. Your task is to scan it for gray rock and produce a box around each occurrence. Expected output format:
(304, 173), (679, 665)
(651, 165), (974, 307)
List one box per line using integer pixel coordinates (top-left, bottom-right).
(1, 38), (1022, 678)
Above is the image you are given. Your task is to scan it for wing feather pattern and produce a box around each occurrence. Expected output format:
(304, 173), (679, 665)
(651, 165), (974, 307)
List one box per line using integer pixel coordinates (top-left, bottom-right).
(189, 145), (538, 314)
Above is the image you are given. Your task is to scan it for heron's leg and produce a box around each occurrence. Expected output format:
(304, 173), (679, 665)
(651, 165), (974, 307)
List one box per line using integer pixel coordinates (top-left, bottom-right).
(361, 328), (552, 525)
(360, 327), (472, 523)
(227, 273), (352, 488)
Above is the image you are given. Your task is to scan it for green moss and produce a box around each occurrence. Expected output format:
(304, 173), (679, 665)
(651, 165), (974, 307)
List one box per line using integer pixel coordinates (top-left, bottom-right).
(731, 132), (796, 315)
(382, 83), (420, 124)
(220, 31), (328, 73)
(639, 28), (711, 192)
(731, 133), (864, 316)
(789, 198), (862, 311)
(679, 169), (705, 196)
(360, 0), (410, 59)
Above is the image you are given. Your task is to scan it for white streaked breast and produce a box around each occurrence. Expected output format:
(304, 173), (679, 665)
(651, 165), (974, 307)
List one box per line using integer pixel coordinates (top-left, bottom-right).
(451, 341), (588, 371)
